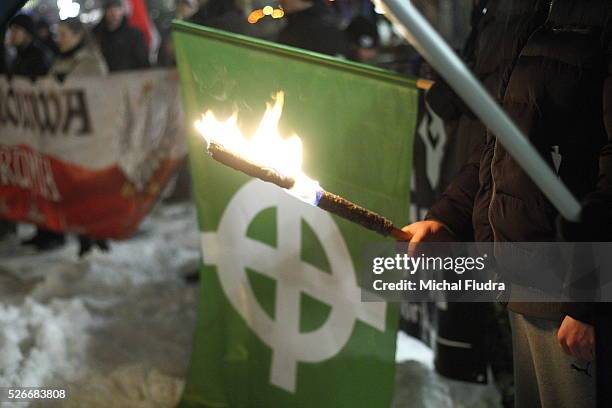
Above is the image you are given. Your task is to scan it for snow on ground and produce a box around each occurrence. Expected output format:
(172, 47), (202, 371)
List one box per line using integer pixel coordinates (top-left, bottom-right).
(0, 202), (501, 408)
(394, 332), (502, 408)
(0, 203), (200, 408)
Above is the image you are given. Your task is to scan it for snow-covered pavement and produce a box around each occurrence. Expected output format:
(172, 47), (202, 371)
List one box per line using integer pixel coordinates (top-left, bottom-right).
(0, 202), (500, 408)
(0, 204), (200, 408)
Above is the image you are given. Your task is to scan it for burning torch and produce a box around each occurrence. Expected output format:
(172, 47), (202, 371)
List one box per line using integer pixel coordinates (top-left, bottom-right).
(195, 92), (412, 241)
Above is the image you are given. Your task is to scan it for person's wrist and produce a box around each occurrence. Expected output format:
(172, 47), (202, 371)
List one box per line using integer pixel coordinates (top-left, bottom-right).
(425, 218), (455, 238)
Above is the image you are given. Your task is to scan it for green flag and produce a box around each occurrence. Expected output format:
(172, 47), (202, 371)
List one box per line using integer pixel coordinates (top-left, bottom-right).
(173, 22), (418, 408)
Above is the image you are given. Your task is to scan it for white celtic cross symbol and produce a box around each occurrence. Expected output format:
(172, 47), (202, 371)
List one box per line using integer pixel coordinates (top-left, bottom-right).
(201, 179), (386, 393)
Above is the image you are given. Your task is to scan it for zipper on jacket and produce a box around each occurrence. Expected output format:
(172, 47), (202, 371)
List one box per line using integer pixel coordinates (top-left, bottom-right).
(487, 0), (554, 242)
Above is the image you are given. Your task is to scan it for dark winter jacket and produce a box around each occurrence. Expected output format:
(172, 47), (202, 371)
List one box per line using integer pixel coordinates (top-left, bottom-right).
(36, 33), (60, 59)
(9, 40), (51, 79)
(423, 0), (550, 387)
(93, 17), (149, 72)
(277, 5), (348, 57)
(427, 0), (612, 322)
(427, 0), (551, 200)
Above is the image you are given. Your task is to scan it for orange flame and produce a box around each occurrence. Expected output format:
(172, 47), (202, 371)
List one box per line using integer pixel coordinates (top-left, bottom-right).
(194, 92), (321, 204)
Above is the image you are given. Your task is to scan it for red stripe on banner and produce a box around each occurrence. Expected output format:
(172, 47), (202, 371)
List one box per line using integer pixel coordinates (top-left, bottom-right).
(0, 144), (182, 240)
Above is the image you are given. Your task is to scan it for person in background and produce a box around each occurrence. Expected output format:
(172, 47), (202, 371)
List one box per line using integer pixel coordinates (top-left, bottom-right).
(277, 0), (348, 57)
(176, 0), (199, 21)
(0, 55), (16, 243)
(50, 17), (108, 79)
(93, 0), (149, 72)
(35, 18), (60, 57)
(344, 15), (379, 64)
(6, 14), (63, 251)
(49, 17), (109, 257)
(6, 14), (52, 79)
(158, 0), (199, 67)
(189, 0), (252, 36)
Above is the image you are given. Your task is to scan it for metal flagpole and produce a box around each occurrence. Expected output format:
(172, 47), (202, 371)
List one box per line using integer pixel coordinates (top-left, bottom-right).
(376, 0), (582, 221)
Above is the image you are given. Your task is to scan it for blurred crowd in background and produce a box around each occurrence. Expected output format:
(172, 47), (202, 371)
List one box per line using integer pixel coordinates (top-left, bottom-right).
(0, 0), (473, 254)
(1, 0), (474, 79)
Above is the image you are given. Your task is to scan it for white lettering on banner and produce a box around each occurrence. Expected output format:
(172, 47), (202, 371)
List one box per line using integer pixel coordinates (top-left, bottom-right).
(0, 146), (61, 201)
(200, 180), (386, 393)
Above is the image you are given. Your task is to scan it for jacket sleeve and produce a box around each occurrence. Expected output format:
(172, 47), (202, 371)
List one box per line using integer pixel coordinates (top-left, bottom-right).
(561, 303), (595, 325)
(562, 41), (612, 239)
(425, 79), (474, 122)
(584, 41), (612, 216)
(560, 37), (612, 324)
(425, 138), (485, 240)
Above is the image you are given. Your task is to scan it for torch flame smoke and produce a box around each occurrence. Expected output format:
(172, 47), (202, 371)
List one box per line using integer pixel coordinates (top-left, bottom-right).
(195, 92), (322, 205)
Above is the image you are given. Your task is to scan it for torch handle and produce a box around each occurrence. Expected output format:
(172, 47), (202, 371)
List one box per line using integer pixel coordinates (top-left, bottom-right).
(317, 191), (396, 237)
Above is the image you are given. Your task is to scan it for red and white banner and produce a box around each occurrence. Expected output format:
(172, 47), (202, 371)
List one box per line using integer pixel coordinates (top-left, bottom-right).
(0, 69), (185, 239)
